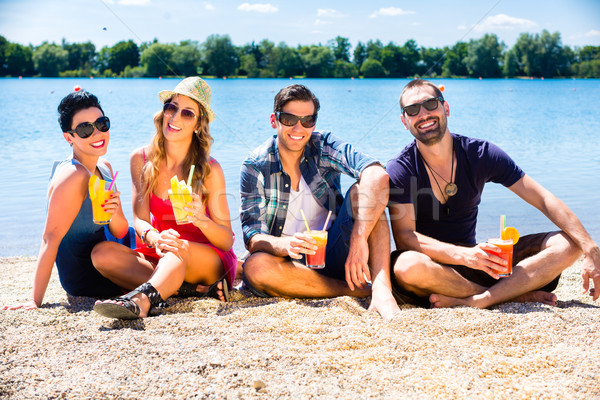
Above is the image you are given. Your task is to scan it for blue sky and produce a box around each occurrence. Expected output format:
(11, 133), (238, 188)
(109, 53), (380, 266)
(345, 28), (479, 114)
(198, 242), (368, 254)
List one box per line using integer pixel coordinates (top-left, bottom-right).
(1, 0), (599, 49)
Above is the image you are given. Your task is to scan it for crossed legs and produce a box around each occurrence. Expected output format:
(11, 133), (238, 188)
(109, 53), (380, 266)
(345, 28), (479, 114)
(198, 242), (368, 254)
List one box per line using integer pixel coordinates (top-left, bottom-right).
(92, 241), (226, 317)
(393, 231), (581, 308)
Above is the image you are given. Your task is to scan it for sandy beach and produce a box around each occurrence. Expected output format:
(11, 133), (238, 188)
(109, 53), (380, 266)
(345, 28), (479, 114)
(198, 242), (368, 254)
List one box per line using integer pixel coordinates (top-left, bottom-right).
(1, 256), (599, 399)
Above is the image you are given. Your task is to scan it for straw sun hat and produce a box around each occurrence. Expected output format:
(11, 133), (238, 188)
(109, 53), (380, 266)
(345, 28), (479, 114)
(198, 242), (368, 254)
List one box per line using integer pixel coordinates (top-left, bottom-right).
(158, 76), (215, 123)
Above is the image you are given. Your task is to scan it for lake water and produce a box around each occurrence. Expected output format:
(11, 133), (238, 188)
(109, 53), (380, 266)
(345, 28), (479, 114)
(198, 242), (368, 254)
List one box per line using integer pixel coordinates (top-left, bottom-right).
(1, 77), (599, 257)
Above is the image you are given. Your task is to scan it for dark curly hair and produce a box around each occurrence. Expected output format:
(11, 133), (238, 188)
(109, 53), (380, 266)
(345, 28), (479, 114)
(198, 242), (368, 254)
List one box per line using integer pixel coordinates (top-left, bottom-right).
(57, 90), (104, 132)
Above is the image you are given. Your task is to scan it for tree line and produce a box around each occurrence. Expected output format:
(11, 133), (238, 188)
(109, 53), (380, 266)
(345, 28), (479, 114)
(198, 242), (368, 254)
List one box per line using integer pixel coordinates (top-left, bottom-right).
(1, 31), (599, 79)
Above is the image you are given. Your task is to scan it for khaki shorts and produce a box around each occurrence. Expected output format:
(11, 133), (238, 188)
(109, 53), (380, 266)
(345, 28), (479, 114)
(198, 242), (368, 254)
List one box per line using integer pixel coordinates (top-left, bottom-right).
(390, 232), (561, 307)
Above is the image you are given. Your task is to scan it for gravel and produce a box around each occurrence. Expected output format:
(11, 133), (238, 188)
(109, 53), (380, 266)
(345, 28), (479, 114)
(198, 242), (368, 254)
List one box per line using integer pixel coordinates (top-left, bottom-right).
(1, 256), (599, 399)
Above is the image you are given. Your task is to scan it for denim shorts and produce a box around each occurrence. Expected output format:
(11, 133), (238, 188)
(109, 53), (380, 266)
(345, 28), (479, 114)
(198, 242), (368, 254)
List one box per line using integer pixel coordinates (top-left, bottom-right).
(243, 187), (355, 298)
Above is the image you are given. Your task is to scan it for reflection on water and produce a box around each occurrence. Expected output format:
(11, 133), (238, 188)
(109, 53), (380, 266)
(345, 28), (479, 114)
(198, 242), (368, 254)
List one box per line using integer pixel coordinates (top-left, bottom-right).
(0, 78), (599, 257)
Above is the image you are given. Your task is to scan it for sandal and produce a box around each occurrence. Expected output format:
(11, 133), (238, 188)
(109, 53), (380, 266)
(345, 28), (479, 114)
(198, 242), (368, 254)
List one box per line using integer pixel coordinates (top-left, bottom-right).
(176, 279), (230, 302)
(94, 282), (164, 319)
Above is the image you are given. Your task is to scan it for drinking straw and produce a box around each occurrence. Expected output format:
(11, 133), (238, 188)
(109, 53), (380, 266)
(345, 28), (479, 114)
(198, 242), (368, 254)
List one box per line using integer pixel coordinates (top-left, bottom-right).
(500, 214), (506, 235)
(107, 171), (119, 191)
(187, 165), (195, 187)
(300, 209), (311, 232)
(322, 210), (332, 232)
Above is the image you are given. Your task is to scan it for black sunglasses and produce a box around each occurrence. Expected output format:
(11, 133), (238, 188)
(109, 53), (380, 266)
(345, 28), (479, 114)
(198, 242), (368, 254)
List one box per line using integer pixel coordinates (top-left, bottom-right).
(67, 116), (110, 138)
(402, 97), (444, 117)
(163, 103), (197, 121)
(276, 112), (317, 128)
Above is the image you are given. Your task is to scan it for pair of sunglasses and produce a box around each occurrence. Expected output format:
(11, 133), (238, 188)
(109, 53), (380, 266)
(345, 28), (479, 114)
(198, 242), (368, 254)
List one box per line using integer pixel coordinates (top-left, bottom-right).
(67, 116), (110, 138)
(276, 112), (317, 128)
(163, 103), (198, 121)
(402, 97), (444, 117)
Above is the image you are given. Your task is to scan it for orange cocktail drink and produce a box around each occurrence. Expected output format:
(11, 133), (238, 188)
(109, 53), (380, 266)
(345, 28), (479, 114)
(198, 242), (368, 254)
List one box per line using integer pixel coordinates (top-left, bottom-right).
(305, 230), (328, 269)
(487, 238), (513, 277)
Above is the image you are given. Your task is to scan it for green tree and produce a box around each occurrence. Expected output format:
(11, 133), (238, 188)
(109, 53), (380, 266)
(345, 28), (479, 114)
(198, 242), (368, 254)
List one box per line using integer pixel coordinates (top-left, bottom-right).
(33, 42), (68, 77)
(239, 54), (259, 77)
(109, 40), (139, 75)
(5, 42), (34, 76)
(502, 49), (518, 77)
(464, 34), (503, 78)
(300, 45), (334, 77)
(360, 58), (386, 77)
(399, 39), (420, 77)
(0, 35), (8, 76)
(276, 43), (303, 77)
(365, 39), (383, 61)
(381, 42), (401, 77)
(201, 34), (239, 77)
(442, 42), (468, 77)
(420, 47), (445, 76)
(538, 30), (570, 77)
(329, 36), (351, 62)
(63, 40), (96, 72)
(333, 60), (358, 78)
(171, 40), (201, 76)
(353, 41), (367, 71)
(140, 42), (175, 77)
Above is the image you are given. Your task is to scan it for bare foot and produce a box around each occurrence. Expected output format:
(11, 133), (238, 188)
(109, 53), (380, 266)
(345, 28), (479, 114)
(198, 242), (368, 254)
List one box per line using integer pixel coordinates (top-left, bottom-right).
(512, 291), (557, 306)
(369, 294), (401, 321)
(429, 293), (470, 308)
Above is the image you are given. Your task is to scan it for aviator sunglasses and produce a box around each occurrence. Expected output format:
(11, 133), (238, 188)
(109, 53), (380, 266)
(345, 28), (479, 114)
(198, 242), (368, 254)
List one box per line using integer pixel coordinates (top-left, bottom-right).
(276, 111), (317, 128)
(163, 103), (198, 121)
(402, 97), (444, 117)
(67, 116), (110, 138)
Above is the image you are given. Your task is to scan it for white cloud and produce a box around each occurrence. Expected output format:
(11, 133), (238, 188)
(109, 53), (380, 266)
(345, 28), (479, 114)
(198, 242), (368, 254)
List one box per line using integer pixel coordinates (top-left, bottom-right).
(317, 9), (345, 18)
(314, 19), (332, 26)
(457, 25), (467, 31)
(474, 13), (536, 32)
(237, 3), (278, 13)
(203, 2), (215, 10)
(585, 29), (600, 37)
(117, 0), (150, 5)
(369, 7), (415, 18)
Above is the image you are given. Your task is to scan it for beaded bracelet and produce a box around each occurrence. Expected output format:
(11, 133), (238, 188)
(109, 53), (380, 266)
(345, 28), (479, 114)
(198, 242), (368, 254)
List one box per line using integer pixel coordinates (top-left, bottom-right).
(141, 228), (159, 248)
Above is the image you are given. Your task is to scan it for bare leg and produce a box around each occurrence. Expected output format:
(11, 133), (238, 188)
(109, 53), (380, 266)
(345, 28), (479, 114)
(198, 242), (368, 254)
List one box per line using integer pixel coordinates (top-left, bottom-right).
(393, 250), (486, 298)
(91, 241), (155, 290)
(430, 232), (581, 308)
(366, 215), (401, 320)
(243, 252), (371, 298)
(96, 241), (226, 317)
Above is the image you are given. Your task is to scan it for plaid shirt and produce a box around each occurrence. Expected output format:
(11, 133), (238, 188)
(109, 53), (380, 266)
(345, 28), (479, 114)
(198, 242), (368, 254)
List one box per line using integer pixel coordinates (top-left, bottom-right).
(240, 131), (380, 247)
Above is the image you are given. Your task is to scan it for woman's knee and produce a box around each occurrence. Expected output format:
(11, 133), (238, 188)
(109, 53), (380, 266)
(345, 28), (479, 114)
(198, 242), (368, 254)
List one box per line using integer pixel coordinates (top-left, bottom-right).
(91, 241), (124, 271)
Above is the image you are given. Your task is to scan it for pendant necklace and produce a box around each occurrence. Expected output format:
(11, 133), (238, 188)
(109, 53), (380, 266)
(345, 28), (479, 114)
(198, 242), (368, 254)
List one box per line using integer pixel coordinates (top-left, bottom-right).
(420, 141), (457, 199)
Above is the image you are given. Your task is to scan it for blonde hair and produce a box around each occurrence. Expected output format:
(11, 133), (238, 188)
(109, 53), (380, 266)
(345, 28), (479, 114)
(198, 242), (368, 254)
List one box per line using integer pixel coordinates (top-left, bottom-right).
(142, 96), (213, 204)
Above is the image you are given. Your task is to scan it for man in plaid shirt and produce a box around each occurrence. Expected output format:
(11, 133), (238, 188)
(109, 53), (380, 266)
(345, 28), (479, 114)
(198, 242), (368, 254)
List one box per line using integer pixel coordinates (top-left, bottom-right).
(240, 84), (399, 320)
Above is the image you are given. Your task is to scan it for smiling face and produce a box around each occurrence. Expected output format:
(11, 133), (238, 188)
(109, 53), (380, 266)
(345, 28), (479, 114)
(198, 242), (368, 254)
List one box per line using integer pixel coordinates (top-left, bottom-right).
(162, 94), (200, 143)
(271, 100), (316, 158)
(64, 107), (109, 157)
(400, 86), (450, 146)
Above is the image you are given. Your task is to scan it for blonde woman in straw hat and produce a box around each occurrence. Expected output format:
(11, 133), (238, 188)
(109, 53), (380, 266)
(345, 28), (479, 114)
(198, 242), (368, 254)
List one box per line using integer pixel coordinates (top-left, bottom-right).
(92, 77), (237, 319)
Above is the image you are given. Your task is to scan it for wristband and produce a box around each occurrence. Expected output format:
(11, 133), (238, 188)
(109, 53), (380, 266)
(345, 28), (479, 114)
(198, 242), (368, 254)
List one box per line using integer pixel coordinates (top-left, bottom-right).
(141, 228), (158, 248)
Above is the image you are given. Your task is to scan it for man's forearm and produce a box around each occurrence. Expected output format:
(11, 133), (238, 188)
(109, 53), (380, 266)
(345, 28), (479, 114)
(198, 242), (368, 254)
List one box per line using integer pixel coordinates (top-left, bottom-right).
(352, 166), (389, 240)
(248, 233), (289, 257)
